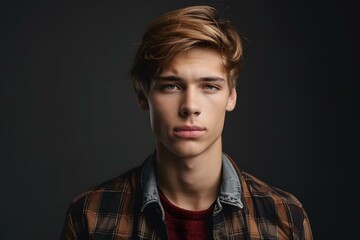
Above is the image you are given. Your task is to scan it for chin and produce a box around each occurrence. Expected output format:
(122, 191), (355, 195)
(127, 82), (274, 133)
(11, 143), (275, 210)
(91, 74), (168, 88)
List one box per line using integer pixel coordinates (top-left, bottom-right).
(172, 150), (200, 158)
(168, 142), (207, 159)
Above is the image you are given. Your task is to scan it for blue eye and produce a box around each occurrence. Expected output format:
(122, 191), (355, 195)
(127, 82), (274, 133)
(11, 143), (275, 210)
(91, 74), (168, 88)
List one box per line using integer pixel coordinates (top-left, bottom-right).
(205, 85), (215, 89)
(164, 85), (177, 89)
(160, 84), (180, 92)
(203, 85), (219, 91)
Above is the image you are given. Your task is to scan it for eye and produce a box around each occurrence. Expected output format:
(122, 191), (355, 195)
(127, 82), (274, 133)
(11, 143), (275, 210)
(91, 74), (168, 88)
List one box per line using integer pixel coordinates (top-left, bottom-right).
(160, 84), (181, 92)
(202, 84), (220, 92)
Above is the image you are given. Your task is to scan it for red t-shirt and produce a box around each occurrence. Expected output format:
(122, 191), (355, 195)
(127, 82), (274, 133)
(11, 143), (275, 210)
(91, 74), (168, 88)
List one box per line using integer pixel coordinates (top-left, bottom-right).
(159, 192), (214, 240)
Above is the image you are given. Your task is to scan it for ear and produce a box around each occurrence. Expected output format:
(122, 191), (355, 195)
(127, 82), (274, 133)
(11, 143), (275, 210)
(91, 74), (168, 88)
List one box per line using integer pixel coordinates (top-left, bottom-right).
(137, 92), (149, 110)
(226, 87), (237, 112)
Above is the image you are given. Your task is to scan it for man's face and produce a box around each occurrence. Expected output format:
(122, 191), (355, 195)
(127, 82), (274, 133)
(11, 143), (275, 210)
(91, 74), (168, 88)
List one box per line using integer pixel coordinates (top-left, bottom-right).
(142, 48), (237, 158)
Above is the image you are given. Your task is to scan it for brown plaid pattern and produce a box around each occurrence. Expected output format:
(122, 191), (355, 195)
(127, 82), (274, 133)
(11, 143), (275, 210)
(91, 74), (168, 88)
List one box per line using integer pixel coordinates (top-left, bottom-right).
(61, 155), (313, 239)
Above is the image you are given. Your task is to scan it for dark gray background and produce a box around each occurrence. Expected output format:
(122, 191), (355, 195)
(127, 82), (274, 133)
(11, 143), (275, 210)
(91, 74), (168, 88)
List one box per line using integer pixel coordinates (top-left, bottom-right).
(1, 1), (356, 239)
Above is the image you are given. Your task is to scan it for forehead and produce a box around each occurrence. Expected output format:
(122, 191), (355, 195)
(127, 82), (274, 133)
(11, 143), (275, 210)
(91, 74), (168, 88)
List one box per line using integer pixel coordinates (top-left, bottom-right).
(160, 48), (226, 76)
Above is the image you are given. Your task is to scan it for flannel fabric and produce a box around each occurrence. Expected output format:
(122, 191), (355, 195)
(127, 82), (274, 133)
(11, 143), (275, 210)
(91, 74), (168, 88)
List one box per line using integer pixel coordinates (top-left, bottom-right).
(61, 153), (313, 239)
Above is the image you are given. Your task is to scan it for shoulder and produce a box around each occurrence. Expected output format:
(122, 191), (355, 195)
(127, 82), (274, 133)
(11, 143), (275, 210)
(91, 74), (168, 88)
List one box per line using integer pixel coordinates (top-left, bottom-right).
(240, 171), (312, 238)
(61, 166), (143, 238)
(69, 166), (142, 214)
(240, 171), (303, 206)
(225, 154), (304, 208)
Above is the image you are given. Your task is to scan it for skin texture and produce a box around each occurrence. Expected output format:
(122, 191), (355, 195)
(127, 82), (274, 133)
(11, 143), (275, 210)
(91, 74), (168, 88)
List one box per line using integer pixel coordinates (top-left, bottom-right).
(140, 48), (237, 210)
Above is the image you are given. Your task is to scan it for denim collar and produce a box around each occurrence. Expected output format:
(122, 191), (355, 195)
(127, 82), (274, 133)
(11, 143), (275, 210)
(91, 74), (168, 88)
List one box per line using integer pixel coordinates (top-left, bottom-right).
(140, 153), (243, 218)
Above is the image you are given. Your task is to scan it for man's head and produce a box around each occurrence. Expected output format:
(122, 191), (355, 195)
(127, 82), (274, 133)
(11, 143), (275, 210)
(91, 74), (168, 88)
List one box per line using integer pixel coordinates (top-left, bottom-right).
(130, 6), (243, 158)
(131, 5), (243, 105)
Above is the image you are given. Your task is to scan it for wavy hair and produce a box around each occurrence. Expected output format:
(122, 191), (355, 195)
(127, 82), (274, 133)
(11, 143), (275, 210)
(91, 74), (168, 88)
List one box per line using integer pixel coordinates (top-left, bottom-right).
(131, 5), (243, 101)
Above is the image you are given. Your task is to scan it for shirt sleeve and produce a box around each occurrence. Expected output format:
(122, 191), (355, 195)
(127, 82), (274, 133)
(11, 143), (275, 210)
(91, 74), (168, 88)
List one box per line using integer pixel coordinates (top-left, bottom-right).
(60, 198), (89, 240)
(61, 206), (78, 240)
(300, 210), (313, 240)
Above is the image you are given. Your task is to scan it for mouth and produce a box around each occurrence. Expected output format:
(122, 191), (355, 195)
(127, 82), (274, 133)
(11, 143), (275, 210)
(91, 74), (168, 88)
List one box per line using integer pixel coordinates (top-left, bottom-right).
(173, 126), (205, 138)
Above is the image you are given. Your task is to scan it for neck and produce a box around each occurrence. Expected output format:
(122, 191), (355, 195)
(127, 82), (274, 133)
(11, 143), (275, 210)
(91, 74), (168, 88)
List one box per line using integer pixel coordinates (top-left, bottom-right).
(155, 141), (222, 211)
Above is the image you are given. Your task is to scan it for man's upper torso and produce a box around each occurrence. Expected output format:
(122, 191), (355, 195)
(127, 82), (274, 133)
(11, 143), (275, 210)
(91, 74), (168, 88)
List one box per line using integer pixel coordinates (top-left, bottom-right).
(61, 153), (312, 239)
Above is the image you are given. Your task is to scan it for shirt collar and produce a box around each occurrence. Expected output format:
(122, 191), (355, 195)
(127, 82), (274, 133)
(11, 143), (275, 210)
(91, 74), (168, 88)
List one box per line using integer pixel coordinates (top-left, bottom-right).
(140, 153), (243, 214)
(218, 154), (243, 208)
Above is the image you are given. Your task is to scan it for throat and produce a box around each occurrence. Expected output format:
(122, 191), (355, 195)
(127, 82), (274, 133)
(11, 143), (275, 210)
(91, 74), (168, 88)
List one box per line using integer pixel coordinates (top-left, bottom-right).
(155, 148), (223, 210)
(156, 159), (222, 211)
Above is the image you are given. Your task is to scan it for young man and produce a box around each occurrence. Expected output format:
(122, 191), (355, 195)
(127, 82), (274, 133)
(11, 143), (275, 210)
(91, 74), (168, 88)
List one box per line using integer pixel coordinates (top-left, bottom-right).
(62, 6), (313, 240)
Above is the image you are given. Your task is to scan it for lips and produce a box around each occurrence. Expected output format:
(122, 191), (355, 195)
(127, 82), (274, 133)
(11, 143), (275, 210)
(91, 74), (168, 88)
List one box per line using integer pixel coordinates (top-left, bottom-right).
(173, 126), (205, 138)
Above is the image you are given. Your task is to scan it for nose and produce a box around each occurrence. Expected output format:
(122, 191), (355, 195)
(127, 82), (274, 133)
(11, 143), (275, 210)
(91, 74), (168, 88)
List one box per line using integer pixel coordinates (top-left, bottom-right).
(179, 88), (201, 117)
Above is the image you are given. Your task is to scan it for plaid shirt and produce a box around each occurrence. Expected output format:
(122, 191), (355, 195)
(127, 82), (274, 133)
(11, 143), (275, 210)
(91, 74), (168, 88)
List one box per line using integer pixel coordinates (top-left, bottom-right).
(61, 153), (313, 239)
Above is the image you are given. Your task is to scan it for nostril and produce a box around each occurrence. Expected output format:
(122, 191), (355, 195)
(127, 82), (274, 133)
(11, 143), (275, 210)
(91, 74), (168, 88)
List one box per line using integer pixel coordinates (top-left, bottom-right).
(180, 107), (189, 116)
(179, 106), (201, 117)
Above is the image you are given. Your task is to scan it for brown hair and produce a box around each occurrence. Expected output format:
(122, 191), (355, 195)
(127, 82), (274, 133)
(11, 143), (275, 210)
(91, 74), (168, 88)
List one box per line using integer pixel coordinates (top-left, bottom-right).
(131, 5), (243, 102)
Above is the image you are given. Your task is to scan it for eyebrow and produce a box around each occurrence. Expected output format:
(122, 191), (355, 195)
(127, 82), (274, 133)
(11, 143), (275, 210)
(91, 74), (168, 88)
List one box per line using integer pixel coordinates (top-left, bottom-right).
(155, 75), (225, 82)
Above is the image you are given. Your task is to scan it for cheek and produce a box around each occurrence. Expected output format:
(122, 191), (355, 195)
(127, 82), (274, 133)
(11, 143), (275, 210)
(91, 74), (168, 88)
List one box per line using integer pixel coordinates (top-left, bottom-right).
(148, 97), (176, 129)
(150, 97), (173, 117)
(205, 98), (228, 126)
(205, 95), (230, 113)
